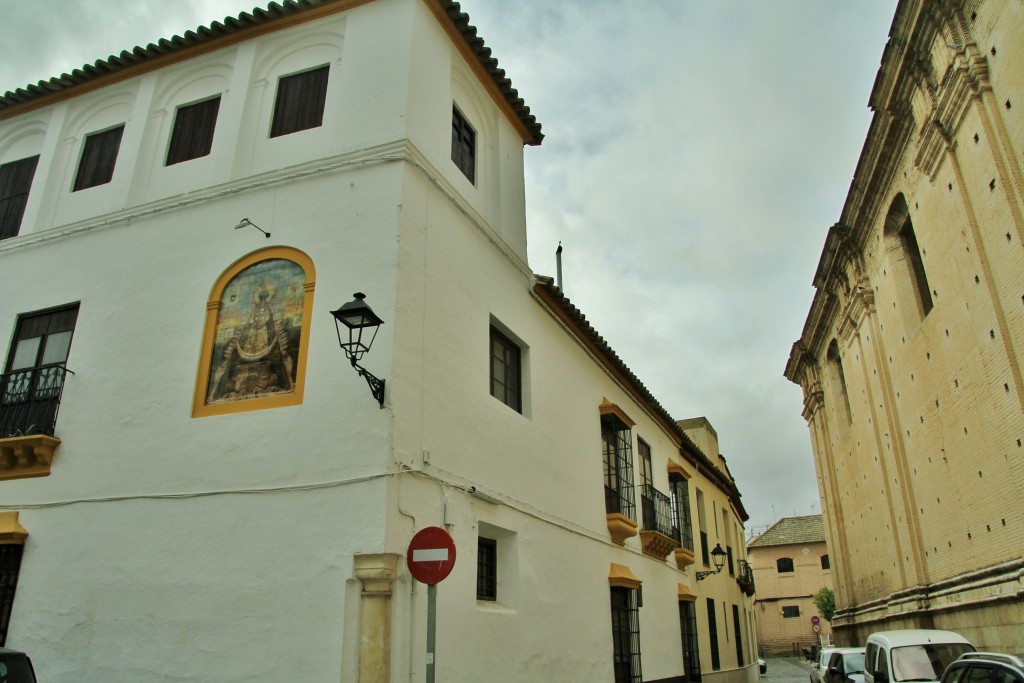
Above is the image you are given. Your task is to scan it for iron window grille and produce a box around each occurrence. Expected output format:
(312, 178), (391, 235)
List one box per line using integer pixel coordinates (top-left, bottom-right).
(610, 586), (642, 683)
(2, 305), (78, 439)
(0, 543), (23, 647)
(679, 600), (702, 683)
(476, 537), (497, 601)
(706, 598), (720, 670)
(489, 326), (522, 412)
(451, 105), (475, 183)
(669, 475), (694, 551)
(270, 65), (329, 138)
(737, 560), (755, 596)
(782, 605), (800, 618)
(0, 155), (39, 240)
(73, 125), (124, 191)
(166, 96), (221, 165)
(602, 414), (635, 519)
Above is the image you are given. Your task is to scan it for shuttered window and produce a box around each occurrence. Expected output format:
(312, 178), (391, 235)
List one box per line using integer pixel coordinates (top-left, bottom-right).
(270, 65), (329, 138)
(0, 155), (39, 240)
(451, 106), (475, 183)
(0, 543), (24, 647)
(166, 96), (221, 166)
(73, 125), (124, 191)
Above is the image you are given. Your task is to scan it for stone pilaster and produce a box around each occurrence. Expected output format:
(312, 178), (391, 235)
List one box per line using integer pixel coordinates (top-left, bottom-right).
(353, 553), (400, 683)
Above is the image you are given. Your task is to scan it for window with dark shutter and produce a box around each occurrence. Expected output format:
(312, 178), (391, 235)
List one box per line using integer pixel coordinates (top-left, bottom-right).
(451, 106), (476, 183)
(166, 96), (221, 166)
(73, 125), (125, 191)
(270, 65), (329, 138)
(0, 155), (39, 240)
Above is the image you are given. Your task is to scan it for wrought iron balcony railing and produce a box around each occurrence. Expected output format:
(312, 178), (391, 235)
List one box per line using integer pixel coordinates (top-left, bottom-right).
(737, 559), (756, 596)
(0, 364), (71, 439)
(641, 484), (677, 540)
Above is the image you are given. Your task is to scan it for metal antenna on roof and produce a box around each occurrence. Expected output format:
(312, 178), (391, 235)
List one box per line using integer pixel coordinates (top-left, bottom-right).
(556, 242), (563, 292)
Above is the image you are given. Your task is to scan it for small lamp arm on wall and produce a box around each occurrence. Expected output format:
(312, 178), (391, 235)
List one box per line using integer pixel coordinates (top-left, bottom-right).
(330, 292), (386, 408)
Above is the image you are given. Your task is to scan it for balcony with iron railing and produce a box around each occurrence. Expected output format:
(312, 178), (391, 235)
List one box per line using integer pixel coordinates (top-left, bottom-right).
(639, 484), (681, 560)
(0, 364), (70, 479)
(737, 559), (755, 596)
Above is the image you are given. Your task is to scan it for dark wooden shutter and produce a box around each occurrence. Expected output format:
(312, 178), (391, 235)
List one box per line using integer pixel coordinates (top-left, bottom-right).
(0, 155), (39, 240)
(166, 96), (221, 166)
(73, 125), (125, 191)
(270, 65), (329, 138)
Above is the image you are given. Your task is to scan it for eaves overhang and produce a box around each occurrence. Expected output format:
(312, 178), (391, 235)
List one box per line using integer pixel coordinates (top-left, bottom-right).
(533, 276), (748, 521)
(0, 0), (544, 145)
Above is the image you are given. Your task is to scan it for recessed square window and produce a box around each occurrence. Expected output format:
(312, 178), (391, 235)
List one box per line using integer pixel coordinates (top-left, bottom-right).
(270, 65), (329, 138)
(73, 125), (125, 191)
(489, 326), (521, 413)
(782, 605), (801, 618)
(477, 537), (497, 601)
(166, 96), (221, 166)
(451, 105), (475, 183)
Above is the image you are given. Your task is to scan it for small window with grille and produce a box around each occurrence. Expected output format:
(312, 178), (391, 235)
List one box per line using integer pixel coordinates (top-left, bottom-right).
(477, 537), (497, 601)
(610, 586), (642, 683)
(782, 605), (800, 618)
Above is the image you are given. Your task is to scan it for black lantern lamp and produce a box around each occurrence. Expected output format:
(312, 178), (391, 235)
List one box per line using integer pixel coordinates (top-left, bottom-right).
(696, 543), (728, 581)
(331, 292), (386, 408)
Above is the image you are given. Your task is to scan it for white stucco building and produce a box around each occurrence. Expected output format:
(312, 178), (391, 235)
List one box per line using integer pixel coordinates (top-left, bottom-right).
(0, 1), (756, 681)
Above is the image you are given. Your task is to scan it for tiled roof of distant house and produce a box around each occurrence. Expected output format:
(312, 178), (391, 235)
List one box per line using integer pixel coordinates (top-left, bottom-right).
(748, 514), (825, 547)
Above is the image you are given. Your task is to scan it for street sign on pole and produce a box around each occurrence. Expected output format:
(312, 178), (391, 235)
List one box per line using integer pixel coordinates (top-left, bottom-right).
(407, 526), (457, 585)
(407, 526), (457, 683)
(811, 616), (820, 625)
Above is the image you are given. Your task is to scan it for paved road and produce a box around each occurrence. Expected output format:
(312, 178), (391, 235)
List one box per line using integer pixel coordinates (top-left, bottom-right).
(762, 657), (813, 683)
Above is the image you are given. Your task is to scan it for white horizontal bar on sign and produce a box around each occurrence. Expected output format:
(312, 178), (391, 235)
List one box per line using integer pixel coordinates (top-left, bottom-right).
(412, 548), (449, 562)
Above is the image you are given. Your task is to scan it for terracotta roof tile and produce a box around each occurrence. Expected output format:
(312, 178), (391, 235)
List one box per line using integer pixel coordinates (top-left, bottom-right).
(748, 514), (825, 547)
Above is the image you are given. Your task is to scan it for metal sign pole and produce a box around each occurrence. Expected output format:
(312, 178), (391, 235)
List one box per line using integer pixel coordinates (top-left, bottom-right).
(426, 582), (437, 683)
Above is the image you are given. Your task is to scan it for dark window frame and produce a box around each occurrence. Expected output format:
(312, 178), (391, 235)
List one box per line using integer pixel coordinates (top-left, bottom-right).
(679, 600), (702, 683)
(776, 557), (794, 573)
(707, 598), (720, 671)
(489, 326), (522, 413)
(166, 95), (222, 166)
(782, 605), (800, 618)
(0, 155), (39, 240)
(2, 304), (79, 439)
(0, 543), (24, 647)
(476, 536), (497, 601)
(670, 475), (694, 552)
(610, 586), (642, 683)
(732, 604), (744, 667)
(451, 105), (476, 183)
(821, 554), (831, 570)
(270, 65), (329, 138)
(73, 125), (125, 191)
(602, 413), (636, 520)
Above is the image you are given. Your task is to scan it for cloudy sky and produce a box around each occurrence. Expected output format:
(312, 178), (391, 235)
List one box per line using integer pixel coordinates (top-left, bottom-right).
(1, 0), (898, 538)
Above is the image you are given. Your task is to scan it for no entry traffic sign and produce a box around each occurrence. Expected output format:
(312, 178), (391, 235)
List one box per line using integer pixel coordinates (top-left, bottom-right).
(407, 526), (457, 585)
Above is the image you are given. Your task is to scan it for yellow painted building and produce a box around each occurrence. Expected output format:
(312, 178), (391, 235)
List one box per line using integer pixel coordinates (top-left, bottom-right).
(785, 0), (1024, 652)
(748, 516), (833, 656)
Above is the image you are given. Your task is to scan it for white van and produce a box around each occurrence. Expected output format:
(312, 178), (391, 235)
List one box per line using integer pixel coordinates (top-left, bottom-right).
(864, 630), (974, 683)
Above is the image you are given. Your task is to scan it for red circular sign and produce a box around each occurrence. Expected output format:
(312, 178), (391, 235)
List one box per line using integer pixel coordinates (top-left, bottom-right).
(811, 616), (821, 625)
(407, 526), (457, 585)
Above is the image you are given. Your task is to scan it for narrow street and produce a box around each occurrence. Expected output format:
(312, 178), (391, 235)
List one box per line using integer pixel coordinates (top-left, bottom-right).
(762, 657), (813, 683)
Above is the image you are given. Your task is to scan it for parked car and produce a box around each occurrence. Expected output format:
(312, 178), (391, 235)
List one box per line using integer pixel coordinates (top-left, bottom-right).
(864, 630), (974, 683)
(940, 653), (1024, 683)
(0, 647), (38, 683)
(824, 648), (867, 683)
(813, 647), (840, 683)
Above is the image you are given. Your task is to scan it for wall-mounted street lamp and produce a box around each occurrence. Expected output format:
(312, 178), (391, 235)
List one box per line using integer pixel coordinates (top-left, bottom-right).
(696, 543), (728, 581)
(330, 292), (386, 409)
(234, 217), (271, 238)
